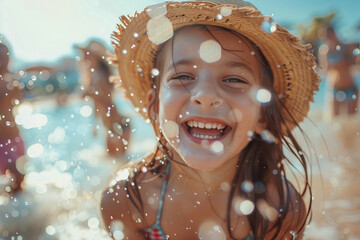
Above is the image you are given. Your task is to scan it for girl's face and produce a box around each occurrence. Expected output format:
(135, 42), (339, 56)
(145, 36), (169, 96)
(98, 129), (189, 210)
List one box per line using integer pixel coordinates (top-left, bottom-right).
(156, 26), (265, 171)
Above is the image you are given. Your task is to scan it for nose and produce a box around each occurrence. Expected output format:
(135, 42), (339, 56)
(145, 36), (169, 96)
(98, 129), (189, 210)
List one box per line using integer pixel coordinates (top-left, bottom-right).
(190, 88), (223, 108)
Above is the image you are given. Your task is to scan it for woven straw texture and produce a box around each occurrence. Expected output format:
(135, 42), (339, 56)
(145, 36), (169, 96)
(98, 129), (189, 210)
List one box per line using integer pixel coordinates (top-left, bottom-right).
(111, 1), (320, 128)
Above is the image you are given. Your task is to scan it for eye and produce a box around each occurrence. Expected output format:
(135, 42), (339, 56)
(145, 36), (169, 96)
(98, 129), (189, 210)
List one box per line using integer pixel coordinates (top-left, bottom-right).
(172, 74), (195, 81)
(222, 77), (250, 90)
(223, 77), (248, 84)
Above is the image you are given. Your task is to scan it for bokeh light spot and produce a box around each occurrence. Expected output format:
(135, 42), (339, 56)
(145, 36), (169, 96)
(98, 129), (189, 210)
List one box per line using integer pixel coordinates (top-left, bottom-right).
(199, 40), (222, 63)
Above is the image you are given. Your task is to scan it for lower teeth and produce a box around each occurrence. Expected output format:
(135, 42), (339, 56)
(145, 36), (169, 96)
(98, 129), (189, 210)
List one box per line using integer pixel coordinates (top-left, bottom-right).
(191, 133), (220, 139)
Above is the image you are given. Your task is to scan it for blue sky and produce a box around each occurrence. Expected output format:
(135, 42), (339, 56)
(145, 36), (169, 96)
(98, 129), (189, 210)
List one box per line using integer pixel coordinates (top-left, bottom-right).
(0, 0), (359, 68)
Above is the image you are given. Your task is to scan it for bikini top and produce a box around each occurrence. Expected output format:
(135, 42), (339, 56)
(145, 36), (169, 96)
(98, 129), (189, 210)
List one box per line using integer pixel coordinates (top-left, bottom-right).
(144, 162), (254, 240)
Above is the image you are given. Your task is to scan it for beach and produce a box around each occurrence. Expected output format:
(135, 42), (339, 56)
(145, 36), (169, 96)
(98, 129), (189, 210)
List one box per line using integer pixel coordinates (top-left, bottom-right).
(0, 93), (359, 240)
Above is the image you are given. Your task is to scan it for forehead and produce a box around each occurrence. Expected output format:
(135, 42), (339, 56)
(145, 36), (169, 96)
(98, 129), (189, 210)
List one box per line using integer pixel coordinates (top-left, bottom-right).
(159, 25), (260, 71)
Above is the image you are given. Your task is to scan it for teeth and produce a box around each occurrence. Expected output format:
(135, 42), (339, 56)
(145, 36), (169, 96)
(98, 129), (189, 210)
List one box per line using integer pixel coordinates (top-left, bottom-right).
(191, 133), (220, 139)
(187, 120), (226, 130)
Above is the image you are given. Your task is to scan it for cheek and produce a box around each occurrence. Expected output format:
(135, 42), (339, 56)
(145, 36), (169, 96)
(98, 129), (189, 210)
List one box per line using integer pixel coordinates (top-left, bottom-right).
(158, 85), (187, 117)
(158, 85), (185, 141)
(228, 95), (261, 128)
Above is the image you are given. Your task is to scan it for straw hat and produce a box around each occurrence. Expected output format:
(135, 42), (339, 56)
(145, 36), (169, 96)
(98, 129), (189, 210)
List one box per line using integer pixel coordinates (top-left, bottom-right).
(111, 0), (320, 128)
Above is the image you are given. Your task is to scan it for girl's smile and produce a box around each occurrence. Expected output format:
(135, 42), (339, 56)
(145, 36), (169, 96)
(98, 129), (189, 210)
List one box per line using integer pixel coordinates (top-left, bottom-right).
(156, 26), (265, 171)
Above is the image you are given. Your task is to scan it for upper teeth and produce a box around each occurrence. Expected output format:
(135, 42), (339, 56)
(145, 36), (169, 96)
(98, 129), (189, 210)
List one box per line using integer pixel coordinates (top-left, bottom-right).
(187, 120), (226, 130)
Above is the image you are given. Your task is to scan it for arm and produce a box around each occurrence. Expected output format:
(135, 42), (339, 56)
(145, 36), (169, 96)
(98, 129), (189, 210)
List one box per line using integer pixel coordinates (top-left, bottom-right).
(100, 177), (146, 240)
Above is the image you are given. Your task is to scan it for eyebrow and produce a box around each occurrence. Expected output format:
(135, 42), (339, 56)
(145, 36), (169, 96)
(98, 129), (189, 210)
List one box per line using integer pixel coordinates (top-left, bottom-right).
(166, 58), (195, 72)
(166, 59), (254, 73)
(225, 61), (253, 73)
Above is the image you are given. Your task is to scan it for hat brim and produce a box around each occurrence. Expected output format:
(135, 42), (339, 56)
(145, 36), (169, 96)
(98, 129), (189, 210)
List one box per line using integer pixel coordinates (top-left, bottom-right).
(112, 1), (320, 129)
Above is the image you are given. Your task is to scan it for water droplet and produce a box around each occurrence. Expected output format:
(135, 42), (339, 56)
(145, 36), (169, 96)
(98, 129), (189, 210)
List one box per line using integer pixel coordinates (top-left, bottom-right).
(336, 45), (341, 51)
(260, 130), (276, 143)
(290, 231), (297, 238)
(216, 14), (223, 20)
(141, 166), (148, 173)
(235, 199), (254, 215)
(353, 48), (360, 56)
(80, 105), (93, 117)
(256, 88), (272, 103)
(261, 17), (277, 33)
(146, 3), (167, 18)
(162, 120), (179, 139)
(46, 225), (56, 235)
(257, 199), (278, 221)
(220, 182), (230, 192)
(151, 68), (160, 76)
(241, 181), (254, 192)
(220, 7), (232, 16)
(147, 16), (174, 45)
(199, 40), (222, 63)
(133, 32), (139, 38)
(88, 217), (100, 229)
(210, 141), (224, 154)
(122, 49), (127, 54)
(113, 230), (125, 240)
(27, 143), (44, 158)
(198, 221), (226, 240)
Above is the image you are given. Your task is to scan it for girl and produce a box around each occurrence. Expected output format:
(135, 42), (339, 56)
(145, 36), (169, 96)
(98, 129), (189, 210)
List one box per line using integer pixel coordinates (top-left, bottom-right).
(101, 1), (319, 239)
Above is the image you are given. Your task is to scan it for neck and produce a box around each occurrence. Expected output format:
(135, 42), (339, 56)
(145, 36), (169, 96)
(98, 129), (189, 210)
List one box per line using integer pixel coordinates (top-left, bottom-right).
(168, 153), (238, 196)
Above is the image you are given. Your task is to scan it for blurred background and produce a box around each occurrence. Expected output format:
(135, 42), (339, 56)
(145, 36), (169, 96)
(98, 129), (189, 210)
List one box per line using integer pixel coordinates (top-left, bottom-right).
(0, 0), (359, 239)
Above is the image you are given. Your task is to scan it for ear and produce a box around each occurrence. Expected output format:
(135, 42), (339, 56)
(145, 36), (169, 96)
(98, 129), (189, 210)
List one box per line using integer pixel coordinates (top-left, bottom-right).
(147, 89), (158, 119)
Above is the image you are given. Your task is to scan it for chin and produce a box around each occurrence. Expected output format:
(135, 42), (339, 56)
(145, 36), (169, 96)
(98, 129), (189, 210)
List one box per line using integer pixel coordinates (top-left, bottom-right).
(178, 149), (228, 171)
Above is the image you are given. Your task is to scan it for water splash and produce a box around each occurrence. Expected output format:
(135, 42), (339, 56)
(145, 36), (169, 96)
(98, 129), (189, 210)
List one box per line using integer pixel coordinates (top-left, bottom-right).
(241, 181), (254, 192)
(256, 88), (271, 103)
(151, 68), (160, 77)
(220, 7), (232, 16)
(198, 220), (226, 240)
(353, 48), (360, 56)
(147, 16), (174, 45)
(260, 130), (276, 143)
(162, 120), (179, 139)
(199, 40), (222, 63)
(146, 3), (167, 18)
(261, 17), (277, 34)
(210, 141), (224, 154)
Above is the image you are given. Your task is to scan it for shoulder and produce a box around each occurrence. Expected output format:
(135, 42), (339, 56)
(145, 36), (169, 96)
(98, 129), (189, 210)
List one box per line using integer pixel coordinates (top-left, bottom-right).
(100, 160), (146, 239)
(100, 154), (161, 239)
(265, 176), (308, 239)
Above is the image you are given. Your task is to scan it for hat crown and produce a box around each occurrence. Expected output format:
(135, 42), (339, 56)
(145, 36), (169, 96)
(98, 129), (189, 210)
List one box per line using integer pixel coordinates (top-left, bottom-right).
(195, 0), (256, 8)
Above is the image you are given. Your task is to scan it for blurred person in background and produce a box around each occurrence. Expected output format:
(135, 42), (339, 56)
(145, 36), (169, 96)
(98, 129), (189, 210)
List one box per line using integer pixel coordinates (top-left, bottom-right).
(0, 42), (26, 194)
(75, 40), (131, 157)
(317, 16), (359, 116)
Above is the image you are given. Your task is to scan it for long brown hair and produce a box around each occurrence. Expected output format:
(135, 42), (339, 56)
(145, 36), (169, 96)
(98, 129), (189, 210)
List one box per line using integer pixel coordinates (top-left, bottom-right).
(125, 25), (312, 240)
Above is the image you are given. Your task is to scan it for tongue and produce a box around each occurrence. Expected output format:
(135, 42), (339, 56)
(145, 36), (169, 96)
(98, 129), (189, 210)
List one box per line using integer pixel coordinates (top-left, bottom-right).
(189, 127), (222, 136)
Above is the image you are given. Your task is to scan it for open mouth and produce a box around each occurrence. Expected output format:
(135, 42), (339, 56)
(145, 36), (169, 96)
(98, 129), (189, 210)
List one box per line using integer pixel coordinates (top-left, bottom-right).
(183, 119), (231, 141)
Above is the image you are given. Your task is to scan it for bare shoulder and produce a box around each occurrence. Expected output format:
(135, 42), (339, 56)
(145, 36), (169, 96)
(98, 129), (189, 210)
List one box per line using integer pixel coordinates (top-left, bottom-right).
(100, 160), (147, 240)
(265, 177), (308, 240)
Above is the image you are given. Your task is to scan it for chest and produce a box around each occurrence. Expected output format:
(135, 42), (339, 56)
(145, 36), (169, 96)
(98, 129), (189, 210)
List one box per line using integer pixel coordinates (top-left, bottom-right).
(142, 187), (252, 239)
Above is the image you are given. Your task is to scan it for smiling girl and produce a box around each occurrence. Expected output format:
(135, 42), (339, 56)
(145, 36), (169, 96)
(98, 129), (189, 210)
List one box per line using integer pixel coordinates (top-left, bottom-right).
(101, 1), (320, 239)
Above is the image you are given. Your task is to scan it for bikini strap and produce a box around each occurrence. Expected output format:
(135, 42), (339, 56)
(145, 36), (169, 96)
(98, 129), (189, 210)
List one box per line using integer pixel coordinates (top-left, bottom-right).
(154, 161), (171, 224)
